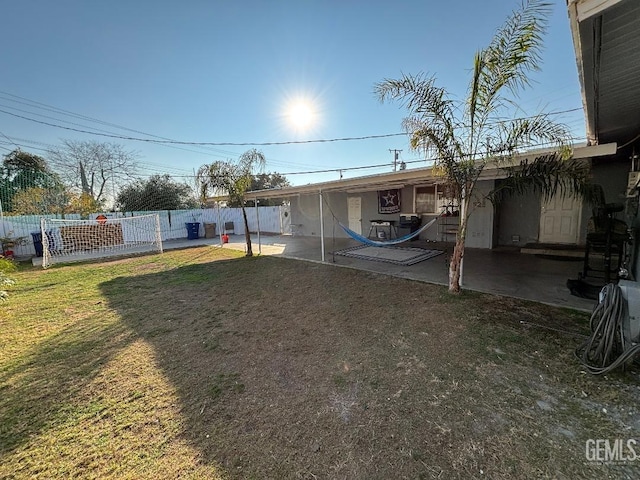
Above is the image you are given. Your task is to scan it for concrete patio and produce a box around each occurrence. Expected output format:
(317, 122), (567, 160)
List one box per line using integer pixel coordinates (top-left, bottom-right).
(167, 234), (597, 311)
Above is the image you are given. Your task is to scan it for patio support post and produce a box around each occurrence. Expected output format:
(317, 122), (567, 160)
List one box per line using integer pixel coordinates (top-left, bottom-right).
(217, 202), (223, 246)
(255, 199), (261, 255)
(319, 190), (325, 262)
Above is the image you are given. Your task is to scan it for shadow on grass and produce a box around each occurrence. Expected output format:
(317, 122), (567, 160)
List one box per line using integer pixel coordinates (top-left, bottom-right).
(15, 252), (626, 479)
(94, 255), (603, 478)
(0, 316), (133, 456)
(94, 255), (618, 479)
(97, 256), (278, 473)
(0, 254), (252, 463)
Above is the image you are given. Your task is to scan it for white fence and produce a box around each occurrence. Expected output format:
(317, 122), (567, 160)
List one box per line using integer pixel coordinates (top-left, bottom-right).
(1, 206), (291, 258)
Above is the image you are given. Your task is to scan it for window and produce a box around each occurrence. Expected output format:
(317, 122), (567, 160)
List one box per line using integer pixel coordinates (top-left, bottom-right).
(415, 184), (460, 214)
(415, 186), (436, 214)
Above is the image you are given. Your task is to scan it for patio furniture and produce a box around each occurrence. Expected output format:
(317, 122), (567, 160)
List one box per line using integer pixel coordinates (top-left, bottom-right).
(367, 220), (397, 240)
(582, 201), (628, 284)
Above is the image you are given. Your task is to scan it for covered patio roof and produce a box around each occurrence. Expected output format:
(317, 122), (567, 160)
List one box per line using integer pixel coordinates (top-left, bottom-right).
(244, 143), (615, 201)
(568, 0), (640, 147)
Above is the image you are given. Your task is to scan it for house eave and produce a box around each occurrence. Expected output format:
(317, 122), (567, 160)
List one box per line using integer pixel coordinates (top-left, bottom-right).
(242, 143), (615, 201)
(567, 0), (640, 148)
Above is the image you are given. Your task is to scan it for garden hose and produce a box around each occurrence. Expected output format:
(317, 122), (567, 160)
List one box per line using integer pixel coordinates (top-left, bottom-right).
(576, 283), (640, 375)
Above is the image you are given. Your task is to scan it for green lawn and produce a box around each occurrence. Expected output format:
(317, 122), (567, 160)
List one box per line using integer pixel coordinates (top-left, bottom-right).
(1, 247), (639, 479)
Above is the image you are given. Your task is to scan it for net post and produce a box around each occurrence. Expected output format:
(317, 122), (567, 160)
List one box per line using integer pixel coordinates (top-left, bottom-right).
(154, 214), (163, 253)
(41, 217), (49, 269)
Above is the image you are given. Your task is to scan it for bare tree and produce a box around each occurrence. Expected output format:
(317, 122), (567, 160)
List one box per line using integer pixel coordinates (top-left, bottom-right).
(48, 140), (139, 206)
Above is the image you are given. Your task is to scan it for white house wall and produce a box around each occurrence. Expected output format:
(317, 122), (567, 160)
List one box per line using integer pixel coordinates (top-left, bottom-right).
(465, 181), (495, 249)
(290, 181), (495, 248)
(495, 157), (631, 247)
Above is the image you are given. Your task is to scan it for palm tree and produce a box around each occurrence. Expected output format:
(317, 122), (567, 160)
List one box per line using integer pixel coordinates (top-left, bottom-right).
(375, 0), (591, 293)
(197, 149), (266, 256)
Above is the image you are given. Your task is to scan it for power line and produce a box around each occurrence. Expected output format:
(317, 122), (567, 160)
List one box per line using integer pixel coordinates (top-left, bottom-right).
(0, 90), (586, 172)
(0, 142), (49, 153)
(0, 90), (586, 180)
(0, 106), (583, 147)
(0, 130), (20, 150)
(0, 90), (243, 158)
(0, 108), (409, 145)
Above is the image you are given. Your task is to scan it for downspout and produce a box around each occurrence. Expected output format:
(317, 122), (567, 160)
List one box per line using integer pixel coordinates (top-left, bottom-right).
(591, 14), (602, 143)
(567, 0), (598, 145)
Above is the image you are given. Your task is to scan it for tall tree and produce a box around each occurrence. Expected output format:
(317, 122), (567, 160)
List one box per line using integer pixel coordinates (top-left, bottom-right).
(11, 187), (69, 215)
(375, 0), (591, 293)
(48, 140), (139, 205)
(116, 174), (199, 211)
(197, 149), (266, 256)
(0, 149), (64, 212)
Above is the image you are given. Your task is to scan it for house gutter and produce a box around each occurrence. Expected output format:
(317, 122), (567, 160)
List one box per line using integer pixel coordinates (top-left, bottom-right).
(243, 143), (616, 201)
(567, 0), (596, 145)
(567, 0), (624, 146)
(570, 0), (623, 21)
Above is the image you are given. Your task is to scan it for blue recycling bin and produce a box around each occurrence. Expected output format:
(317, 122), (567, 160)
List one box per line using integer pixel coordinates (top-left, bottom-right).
(185, 222), (200, 240)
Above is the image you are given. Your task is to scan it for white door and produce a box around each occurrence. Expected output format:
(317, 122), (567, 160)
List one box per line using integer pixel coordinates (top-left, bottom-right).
(539, 194), (582, 244)
(280, 205), (291, 234)
(348, 197), (362, 235)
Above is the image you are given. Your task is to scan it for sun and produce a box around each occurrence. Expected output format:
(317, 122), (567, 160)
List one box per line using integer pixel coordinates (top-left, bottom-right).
(286, 99), (316, 131)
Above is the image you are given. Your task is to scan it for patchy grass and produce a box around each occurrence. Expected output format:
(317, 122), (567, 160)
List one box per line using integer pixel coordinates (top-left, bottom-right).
(1, 246), (639, 479)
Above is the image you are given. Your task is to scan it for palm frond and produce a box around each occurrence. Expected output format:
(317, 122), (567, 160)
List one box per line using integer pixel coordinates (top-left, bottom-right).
(468, 0), (551, 133)
(468, 50), (485, 136)
(403, 118), (453, 155)
(488, 153), (595, 205)
(375, 73), (442, 113)
(376, 73), (462, 158)
(238, 148), (266, 174)
(491, 114), (572, 161)
(197, 150), (266, 204)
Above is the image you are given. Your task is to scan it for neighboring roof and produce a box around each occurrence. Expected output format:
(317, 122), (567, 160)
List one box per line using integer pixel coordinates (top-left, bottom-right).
(244, 143), (615, 200)
(568, 0), (640, 146)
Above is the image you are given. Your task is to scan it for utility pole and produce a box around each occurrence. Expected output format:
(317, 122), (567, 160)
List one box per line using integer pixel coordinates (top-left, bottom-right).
(389, 149), (402, 172)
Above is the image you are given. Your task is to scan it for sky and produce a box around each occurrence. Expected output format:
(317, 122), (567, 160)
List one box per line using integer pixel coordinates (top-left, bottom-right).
(0, 0), (586, 187)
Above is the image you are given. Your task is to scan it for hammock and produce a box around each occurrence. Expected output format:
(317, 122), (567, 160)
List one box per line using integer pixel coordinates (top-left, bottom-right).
(339, 215), (442, 247)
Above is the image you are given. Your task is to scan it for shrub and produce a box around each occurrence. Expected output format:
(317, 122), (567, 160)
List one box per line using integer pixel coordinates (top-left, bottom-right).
(0, 256), (17, 301)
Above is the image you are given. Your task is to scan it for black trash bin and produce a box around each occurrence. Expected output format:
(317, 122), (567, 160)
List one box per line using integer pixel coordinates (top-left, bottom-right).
(185, 222), (200, 240)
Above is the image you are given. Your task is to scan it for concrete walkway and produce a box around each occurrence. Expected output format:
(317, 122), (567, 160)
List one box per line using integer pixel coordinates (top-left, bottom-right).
(170, 234), (596, 311)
